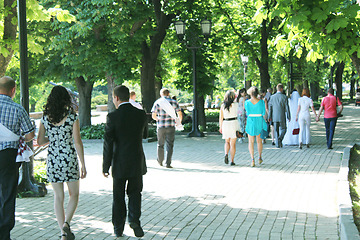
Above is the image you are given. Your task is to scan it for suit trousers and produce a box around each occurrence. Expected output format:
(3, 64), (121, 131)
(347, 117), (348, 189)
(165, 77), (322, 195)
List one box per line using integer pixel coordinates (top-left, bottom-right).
(273, 122), (287, 147)
(112, 176), (143, 235)
(157, 127), (175, 166)
(0, 148), (20, 240)
(324, 117), (337, 149)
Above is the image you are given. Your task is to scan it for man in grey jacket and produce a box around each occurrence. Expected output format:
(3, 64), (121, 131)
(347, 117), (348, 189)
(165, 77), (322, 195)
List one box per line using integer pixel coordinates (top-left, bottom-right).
(268, 84), (291, 148)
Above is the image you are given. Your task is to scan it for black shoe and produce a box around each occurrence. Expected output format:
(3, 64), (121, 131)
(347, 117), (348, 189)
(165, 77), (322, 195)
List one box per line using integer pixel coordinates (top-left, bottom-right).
(166, 165), (173, 168)
(115, 232), (124, 237)
(230, 162), (235, 166)
(129, 223), (144, 238)
(224, 155), (229, 164)
(63, 222), (75, 240)
(328, 147), (333, 149)
(157, 159), (163, 166)
(272, 142), (275, 146)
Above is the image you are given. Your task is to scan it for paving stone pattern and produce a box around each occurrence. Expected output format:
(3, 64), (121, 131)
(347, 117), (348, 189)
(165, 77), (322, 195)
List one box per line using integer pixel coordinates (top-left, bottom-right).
(11, 105), (360, 239)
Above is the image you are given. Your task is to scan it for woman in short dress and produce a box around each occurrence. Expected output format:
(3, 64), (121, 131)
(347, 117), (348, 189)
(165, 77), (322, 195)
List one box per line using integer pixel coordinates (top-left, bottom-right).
(296, 88), (317, 149)
(236, 88), (246, 143)
(37, 86), (87, 240)
(219, 91), (241, 165)
(245, 86), (267, 167)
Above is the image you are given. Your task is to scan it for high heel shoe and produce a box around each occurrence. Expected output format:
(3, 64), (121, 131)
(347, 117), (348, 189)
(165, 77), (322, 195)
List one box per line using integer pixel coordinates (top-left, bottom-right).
(224, 154), (229, 164)
(258, 157), (263, 164)
(251, 160), (255, 167)
(63, 222), (75, 240)
(299, 142), (302, 149)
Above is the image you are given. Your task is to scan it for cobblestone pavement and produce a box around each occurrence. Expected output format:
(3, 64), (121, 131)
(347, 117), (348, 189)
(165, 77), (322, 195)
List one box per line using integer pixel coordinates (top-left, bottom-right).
(11, 105), (360, 239)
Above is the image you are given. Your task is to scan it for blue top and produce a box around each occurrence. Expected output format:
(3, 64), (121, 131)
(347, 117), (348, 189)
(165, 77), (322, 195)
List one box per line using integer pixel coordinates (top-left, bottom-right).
(245, 99), (267, 136)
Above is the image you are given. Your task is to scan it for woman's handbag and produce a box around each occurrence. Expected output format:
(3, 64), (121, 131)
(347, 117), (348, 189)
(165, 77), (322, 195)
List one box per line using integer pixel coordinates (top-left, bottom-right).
(292, 128), (300, 135)
(236, 131), (243, 138)
(260, 129), (268, 139)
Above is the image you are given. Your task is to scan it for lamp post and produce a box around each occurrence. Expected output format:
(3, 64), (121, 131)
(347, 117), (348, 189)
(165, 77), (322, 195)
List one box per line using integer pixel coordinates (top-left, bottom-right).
(175, 19), (212, 137)
(241, 55), (249, 89)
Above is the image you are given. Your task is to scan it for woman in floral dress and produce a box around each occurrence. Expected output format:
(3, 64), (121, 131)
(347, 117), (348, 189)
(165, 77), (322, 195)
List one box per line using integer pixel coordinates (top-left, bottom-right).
(37, 86), (86, 240)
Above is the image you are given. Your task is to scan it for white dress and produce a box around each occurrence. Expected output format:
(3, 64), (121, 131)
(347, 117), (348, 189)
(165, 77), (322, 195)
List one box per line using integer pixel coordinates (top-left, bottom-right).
(283, 91), (301, 145)
(221, 102), (241, 139)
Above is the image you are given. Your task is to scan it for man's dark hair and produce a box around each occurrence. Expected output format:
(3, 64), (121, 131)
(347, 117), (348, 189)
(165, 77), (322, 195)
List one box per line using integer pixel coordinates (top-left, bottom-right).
(328, 88), (334, 95)
(113, 85), (130, 102)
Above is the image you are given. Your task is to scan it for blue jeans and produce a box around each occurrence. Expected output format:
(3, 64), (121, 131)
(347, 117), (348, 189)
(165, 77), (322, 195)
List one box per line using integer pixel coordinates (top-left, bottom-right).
(324, 117), (337, 149)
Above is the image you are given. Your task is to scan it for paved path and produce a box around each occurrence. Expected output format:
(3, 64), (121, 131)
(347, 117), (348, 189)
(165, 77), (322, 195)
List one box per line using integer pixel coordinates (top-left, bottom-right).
(11, 105), (360, 239)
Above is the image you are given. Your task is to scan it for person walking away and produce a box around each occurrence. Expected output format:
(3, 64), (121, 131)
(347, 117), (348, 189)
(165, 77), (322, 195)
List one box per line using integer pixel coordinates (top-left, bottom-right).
(37, 86), (86, 240)
(282, 89), (301, 146)
(245, 86), (267, 167)
(268, 84), (291, 148)
(205, 95), (212, 108)
(0, 76), (35, 240)
(219, 91), (241, 165)
(236, 88), (246, 143)
(259, 89), (269, 143)
(295, 88), (317, 149)
(103, 85), (148, 237)
(316, 88), (343, 149)
(129, 90), (143, 109)
(264, 87), (275, 145)
(151, 88), (182, 168)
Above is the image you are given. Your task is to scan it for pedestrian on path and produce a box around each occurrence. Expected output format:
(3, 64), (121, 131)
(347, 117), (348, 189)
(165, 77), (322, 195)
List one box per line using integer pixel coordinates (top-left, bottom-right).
(245, 86), (267, 167)
(103, 85), (148, 238)
(219, 90), (241, 165)
(295, 88), (317, 149)
(236, 88), (247, 143)
(282, 89), (301, 146)
(0, 76), (35, 240)
(316, 88), (343, 149)
(129, 90), (143, 109)
(37, 86), (87, 240)
(268, 83), (291, 148)
(151, 88), (182, 168)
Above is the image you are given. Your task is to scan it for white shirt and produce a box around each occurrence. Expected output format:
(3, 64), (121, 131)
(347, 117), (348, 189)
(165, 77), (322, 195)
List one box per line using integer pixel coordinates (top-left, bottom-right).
(298, 96), (313, 114)
(129, 99), (143, 109)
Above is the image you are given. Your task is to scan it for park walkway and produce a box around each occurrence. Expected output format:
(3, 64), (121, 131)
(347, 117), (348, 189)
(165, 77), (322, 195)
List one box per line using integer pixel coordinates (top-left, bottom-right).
(11, 105), (360, 239)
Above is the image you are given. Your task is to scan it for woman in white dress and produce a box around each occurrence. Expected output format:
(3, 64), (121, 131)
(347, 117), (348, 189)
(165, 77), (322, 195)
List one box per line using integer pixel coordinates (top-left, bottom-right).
(296, 88), (317, 149)
(282, 89), (301, 145)
(219, 91), (241, 165)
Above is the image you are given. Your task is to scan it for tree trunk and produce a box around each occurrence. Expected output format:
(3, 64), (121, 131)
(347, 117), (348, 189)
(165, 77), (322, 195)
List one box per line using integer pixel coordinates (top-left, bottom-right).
(0, 0), (17, 76)
(75, 76), (93, 128)
(106, 73), (116, 113)
(310, 81), (319, 101)
(351, 53), (360, 82)
(140, 41), (157, 113)
(259, 19), (271, 91)
(335, 61), (345, 100)
(350, 71), (355, 100)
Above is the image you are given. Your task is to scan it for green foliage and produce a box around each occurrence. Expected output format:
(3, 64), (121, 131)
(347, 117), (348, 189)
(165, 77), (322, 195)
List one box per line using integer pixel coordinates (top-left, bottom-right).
(349, 147), (360, 232)
(148, 127), (157, 138)
(80, 123), (106, 139)
(183, 122), (219, 132)
(91, 94), (108, 109)
(33, 161), (48, 184)
(205, 109), (220, 118)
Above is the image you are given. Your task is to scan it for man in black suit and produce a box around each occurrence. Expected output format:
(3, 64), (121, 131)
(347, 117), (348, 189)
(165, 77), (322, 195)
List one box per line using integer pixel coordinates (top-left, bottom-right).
(103, 85), (148, 238)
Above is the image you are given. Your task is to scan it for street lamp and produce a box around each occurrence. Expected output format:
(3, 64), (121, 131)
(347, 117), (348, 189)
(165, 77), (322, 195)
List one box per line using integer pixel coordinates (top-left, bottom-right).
(241, 55), (249, 89)
(175, 18), (212, 137)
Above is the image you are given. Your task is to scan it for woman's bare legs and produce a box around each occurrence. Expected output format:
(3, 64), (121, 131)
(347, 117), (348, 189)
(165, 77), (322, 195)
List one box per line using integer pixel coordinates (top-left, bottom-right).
(256, 135), (263, 163)
(52, 180), (80, 239)
(248, 135), (255, 164)
(224, 138), (230, 156)
(52, 182), (66, 239)
(229, 138), (237, 163)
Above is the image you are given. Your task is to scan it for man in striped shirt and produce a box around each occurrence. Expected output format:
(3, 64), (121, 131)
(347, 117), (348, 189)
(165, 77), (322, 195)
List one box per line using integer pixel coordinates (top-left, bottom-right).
(0, 76), (35, 240)
(151, 88), (182, 168)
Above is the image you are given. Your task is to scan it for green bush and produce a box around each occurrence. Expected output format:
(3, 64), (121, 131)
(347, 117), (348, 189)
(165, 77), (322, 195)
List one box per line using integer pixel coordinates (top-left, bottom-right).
(184, 123), (219, 132)
(34, 161), (48, 183)
(91, 94), (108, 109)
(81, 123), (106, 139)
(148, 127), (157, 137)
(205, 109), (220, 118)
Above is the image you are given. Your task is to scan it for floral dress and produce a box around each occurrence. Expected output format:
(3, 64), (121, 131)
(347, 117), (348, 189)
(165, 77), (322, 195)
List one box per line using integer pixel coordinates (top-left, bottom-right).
(41, 112), (79, 183)
(237, 97), (246, 134)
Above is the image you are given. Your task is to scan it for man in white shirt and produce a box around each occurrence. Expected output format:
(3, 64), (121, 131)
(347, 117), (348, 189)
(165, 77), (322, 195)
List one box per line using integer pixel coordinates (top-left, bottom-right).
(129, 91), (143, 109)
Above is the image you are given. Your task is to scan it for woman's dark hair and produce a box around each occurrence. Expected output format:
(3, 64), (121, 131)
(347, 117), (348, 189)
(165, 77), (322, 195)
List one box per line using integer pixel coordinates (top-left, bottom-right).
(43, 86), (74, 124)
(291, 89), (297, 94)
(236, 88), (246, 102)
(223, 90), (235, 111)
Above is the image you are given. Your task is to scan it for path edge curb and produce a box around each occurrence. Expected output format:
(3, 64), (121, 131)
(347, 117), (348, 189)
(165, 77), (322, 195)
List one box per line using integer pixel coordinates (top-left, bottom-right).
(339, 143), (360, 240)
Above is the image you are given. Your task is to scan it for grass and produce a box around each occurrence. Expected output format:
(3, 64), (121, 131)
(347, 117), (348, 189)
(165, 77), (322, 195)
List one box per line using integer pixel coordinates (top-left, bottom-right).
(349, 146), (360, 233)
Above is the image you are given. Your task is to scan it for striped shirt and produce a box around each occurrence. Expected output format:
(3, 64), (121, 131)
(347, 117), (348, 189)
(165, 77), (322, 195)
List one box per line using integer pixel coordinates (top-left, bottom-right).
(0, 94), (35, 150)
(151, 97), (181, 128)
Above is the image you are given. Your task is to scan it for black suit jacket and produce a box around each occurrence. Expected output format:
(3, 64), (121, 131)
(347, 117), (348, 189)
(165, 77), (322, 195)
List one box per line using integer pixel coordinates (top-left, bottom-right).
(103, 103), (148, 178)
